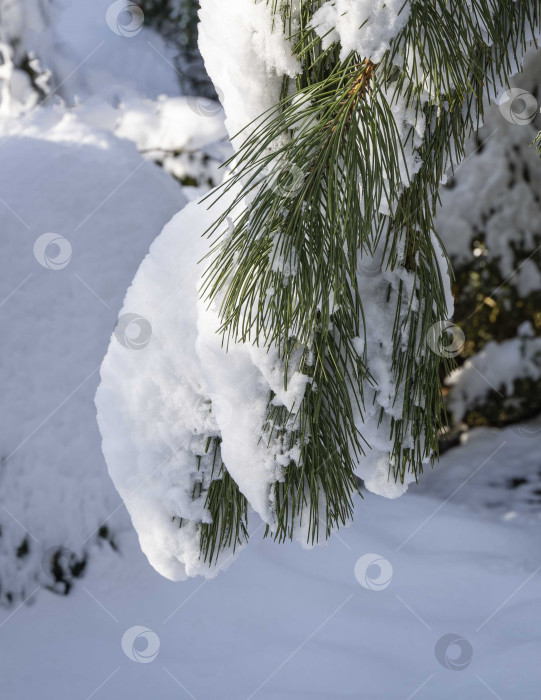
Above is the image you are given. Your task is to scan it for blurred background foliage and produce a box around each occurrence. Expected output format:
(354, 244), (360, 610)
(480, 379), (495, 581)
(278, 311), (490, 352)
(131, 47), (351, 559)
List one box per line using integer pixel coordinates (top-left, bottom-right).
(139, 0), (215, 97)
(437, 51), (541, 436)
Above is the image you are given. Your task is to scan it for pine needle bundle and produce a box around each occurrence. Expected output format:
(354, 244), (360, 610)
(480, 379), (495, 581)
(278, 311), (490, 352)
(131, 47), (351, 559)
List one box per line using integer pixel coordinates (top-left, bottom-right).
(191, 0), (540, 563)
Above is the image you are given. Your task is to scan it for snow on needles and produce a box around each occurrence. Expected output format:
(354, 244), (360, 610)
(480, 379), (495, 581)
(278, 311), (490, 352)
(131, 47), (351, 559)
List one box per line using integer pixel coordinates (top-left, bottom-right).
(96, 179), (437, 579)
(96, 0), (429, 580)
(96, 183), (316, 580)
(198, 0), (301, 149)
(96, 0), (533, 581)
(310, 0), (411, 63)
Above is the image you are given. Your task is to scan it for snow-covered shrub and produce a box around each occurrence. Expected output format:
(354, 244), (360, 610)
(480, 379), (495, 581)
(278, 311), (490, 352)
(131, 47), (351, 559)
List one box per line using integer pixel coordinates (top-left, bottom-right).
(0, 111), (186, 605)
(112, 93), (230, 192)
(0, 0), (52, 114)
(139, 0), (214, 97)
(74, 90), (230, 194)
(131, 1), (229, 189)
(447, 325), (541, 427)
(438, 49), (541, 429)
(0, 0), (228, 190)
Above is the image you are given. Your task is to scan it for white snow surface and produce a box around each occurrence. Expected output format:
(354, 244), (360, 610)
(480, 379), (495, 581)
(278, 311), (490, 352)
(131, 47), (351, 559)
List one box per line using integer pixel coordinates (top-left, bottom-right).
(416, 419), (541, 523)
(198, 0), (300, 149)
(311, 0), (411, 62)
(0, 108), (187, 599)
(447, 327), (541, 422)
(3, 422), (541, 699)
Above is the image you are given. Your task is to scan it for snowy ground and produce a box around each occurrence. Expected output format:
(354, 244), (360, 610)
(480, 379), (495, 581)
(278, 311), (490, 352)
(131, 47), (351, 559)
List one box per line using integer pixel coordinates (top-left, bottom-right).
(2, 421), (541, 700)
(416, 420), (541, 523)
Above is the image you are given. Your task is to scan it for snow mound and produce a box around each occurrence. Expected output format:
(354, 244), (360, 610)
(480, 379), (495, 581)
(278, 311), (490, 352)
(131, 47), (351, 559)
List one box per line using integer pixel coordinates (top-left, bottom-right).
(416, 419), (541, 521)
(96, 180), (430, 580)
(446, 328), (541, 422)
(0, 109), (186, 603)
(198, 0), (300, 149)
(96, 186), (314, 580)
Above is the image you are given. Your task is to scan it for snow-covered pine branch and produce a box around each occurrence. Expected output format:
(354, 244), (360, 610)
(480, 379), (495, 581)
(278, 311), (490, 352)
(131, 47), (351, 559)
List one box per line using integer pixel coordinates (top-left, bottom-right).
(97, 0), (541, 580)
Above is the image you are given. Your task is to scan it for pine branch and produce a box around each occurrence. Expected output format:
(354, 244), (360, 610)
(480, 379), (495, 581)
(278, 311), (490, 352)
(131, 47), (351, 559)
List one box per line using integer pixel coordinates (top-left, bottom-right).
(196, 0), (540, 561)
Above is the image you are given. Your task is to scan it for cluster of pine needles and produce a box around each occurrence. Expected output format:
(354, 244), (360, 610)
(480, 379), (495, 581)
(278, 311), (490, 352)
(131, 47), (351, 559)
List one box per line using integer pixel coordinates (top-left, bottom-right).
(177, 0), (540, 565)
